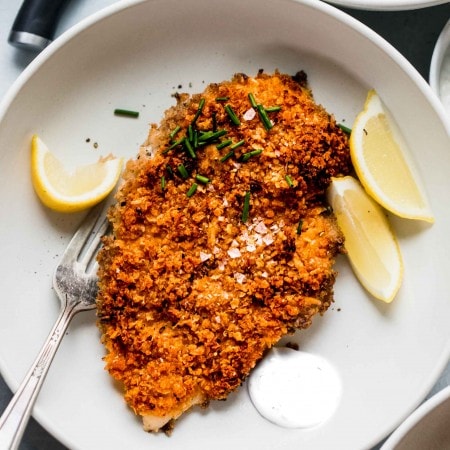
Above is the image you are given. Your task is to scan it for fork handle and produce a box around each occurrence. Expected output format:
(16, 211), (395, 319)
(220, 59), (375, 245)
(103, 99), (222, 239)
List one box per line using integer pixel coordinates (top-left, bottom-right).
(0, 302), (77, 450)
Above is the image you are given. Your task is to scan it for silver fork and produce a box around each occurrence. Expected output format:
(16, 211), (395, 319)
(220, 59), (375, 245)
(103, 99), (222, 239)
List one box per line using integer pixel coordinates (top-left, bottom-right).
(0, 202), (109, 450)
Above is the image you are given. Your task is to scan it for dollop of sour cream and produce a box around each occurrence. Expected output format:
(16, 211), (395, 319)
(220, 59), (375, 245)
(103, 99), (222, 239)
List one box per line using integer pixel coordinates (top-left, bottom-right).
(248, 347), (342, 428)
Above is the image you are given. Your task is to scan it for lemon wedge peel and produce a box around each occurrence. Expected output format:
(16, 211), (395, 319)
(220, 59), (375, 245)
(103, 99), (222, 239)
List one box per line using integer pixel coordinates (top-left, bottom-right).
(31, 135), (123, 213)
(327, 176), (403, 303)
(349, 89), (434, 223)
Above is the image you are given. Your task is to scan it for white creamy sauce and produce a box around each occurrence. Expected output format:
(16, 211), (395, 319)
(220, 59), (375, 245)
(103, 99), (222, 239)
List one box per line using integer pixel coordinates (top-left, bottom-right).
(248, 347), (342, 428)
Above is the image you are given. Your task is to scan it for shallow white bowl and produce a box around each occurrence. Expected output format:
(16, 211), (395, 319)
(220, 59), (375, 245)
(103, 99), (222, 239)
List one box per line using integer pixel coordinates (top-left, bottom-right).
(0, 0), (449, 449)
(328, 0), (449, 11)
(381, 386), (450, 450)
(430, 19), (450, 118)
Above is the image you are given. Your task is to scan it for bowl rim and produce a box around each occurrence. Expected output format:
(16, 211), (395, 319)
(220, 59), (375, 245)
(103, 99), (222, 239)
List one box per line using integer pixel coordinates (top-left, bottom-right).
(381, 386), (450, 449)
(328, 0), (449, 12)
(430, 19), (450, 98)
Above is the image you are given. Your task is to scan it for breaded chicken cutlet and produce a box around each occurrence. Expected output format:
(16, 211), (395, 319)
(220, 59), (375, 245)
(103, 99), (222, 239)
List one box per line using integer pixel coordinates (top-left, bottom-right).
(96, 70), (352, 433)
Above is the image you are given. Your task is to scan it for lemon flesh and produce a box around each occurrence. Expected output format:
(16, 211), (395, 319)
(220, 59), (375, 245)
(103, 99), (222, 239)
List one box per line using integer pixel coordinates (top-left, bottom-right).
(31, 135), (123, 213)
(350, 90), (434, 223)
(327, 176), (403, 303)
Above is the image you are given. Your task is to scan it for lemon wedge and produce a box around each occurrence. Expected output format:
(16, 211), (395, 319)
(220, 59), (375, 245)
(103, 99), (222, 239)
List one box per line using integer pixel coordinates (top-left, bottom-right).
(350, 89), (434, 223)
(31, 135), (123, 213)
(327, 176), (403, 303)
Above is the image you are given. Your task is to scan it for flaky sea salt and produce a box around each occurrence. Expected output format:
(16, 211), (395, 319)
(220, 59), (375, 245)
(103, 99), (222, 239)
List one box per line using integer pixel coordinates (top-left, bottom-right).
(255, 221), (268, 234)
(243, 108), (256, 121)
(200, 251), (212, 262)
(228, 247), (242, 258)
(234, 272), (246, 284)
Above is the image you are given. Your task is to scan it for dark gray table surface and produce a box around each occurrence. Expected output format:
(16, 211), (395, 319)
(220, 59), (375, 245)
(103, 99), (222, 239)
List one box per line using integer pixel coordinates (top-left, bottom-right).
(0, 2), (449, 449)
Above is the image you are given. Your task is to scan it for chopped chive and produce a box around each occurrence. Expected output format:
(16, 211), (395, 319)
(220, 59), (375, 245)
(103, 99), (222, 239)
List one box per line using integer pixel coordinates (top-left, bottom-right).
(186, 183), (198, 197)
(208, 129), (228, 141)
(193, 129), (199, 148)
(224, 104), (241, 126)
(184, 138), (196, 158)
(241, 191), (251, 223)
(199, 130), (214, 141)
(195, 174), (210, 184)
(199, 129), (227, 143)
(220, 150), (234, 163)
(256, 104), (273, 130)
(338, 123), (352, 135)
(161, 175), (166, 190)
(215, 96), (230, 102)
(230, 139), (245, 150)
(241, 149), (263, 162)
(114, 108), (139, 118)
(216, 139), (232, 150)
(285, 174), (294, 187)
(166, 165), (173, 176)
(265, 105), (281, 112)
(296, 219), (303, 235)
(191, 98), (205, 125)
(169, 138), (185, 149)
(177, 164), (189, 179)
(188, 124), (194, 142)
(248, 93), (257, 109)
(163, 137), (184, 153)
(169, 125), (181, 140)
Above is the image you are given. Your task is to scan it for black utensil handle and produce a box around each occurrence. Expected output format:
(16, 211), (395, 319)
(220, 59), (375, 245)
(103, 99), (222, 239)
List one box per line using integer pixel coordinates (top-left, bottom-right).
(8, 0), (71, 51)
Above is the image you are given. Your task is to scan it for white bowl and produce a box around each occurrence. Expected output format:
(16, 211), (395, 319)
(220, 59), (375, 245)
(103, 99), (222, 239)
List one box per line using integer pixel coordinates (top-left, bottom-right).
(328, 0), (449, 11)
(0, 1), (449, 449)
(381, 386), (450, 450)
(430, 19), (450, 118)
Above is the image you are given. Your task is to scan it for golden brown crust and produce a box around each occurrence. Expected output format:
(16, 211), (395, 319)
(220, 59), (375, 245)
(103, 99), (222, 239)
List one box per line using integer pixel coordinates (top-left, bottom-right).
(96, 70), (351, 428)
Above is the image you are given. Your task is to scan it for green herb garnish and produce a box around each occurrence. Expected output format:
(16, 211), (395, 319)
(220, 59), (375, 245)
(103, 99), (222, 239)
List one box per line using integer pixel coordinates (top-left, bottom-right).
(230, 139), (245, 150)
(162, 137), (184, 154)
(114, 108), (139, 118)
(161, 175), (166, 191)
(296, 219), (303, 235)
(184, 138), (196, 158)
(177, 164), (189, 179)
(265, 105), (281, 113)
(338, 123), (352, 135)
(191, 98), (205, 125)
(256, 104), (273, 130)
(220, 151), (234, 163)
(199, 129), (227, 143)
(216, 139), (232, 150)
(285, 174), (294, 187)
(224, 104), (241, 126)
(242, 191), (251, 223)
(241, 149), (263, 162)
(248, 93), (257, 109)
(186, 183), (198, 197)
(195, 174), (210, 184)
(169, 125), (181, 140)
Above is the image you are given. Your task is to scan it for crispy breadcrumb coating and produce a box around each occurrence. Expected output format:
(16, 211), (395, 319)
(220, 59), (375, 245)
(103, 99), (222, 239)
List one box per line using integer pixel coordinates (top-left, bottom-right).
(96, 71), (352, 432)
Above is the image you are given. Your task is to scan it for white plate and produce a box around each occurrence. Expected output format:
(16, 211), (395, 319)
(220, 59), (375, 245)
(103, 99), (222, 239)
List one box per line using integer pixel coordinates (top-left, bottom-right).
(381, 386), (450, 449)
(430, 19), (450, 118)
(0, 0), (449, 449)
(327, 0), (449, 11)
